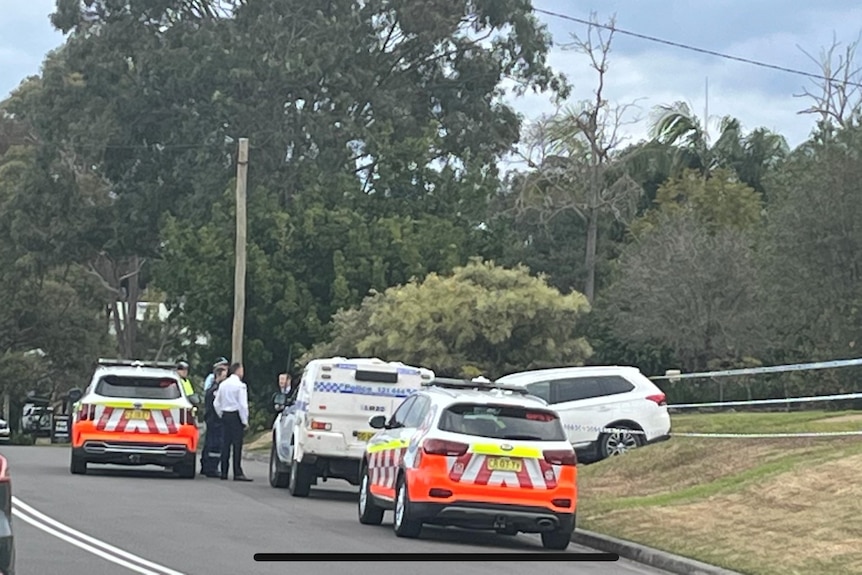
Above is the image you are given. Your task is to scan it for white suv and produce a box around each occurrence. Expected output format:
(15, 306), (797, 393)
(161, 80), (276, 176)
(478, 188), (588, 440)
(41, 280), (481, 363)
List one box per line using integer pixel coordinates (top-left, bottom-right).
(495, 366), (671, 463)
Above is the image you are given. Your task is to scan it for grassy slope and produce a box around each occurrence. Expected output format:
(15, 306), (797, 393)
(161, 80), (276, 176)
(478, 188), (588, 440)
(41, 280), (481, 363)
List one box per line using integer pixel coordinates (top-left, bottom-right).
(577, 411), (862, 575)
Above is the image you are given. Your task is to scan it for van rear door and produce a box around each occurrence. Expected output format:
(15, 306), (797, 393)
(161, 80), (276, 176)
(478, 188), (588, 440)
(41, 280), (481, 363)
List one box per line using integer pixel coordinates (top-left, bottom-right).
(306, 362), (429, 455)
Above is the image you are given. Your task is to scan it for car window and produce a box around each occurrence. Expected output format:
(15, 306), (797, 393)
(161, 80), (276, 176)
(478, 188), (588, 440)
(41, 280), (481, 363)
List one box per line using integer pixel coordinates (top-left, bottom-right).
(438, 403), (566, 441)
(402, 395), (430, 428)
(95, 375), (181, 400)
(525, 381), (551, 402)
(389, 396), (417, 428)
(551, 377), (606, 403)
(599, 375), (636, 395)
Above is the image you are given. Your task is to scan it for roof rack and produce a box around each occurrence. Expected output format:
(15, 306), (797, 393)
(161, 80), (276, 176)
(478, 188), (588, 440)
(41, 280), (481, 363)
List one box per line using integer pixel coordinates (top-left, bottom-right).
(97, 358), (178, 369)
(423, 377), (532, 395)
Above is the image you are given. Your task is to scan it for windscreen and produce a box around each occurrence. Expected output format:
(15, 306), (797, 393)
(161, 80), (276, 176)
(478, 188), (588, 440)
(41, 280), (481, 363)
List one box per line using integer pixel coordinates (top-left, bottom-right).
(95, 375), (181, 400)
(438, 403), (567, 441)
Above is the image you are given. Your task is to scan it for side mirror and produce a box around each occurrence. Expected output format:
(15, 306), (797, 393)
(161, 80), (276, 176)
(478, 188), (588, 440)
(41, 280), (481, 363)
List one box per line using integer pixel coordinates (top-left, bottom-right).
(273, 392), (288, 413)
(368, 415), (387, 429)
(188, 393), (202, 406)
(67, 388), (83, 403)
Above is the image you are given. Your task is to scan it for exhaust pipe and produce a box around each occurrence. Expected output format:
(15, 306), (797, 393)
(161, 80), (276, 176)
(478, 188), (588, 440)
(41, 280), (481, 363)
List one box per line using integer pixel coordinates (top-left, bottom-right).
(536, 518), (555, 529)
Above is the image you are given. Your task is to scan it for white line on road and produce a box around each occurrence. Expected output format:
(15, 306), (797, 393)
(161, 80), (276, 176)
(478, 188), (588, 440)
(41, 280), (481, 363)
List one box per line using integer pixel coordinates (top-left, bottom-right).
(12, 496), (187, 575)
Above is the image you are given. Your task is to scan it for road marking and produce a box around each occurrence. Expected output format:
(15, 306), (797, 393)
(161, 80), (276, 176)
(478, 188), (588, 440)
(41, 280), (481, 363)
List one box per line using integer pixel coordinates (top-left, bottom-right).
(12, 496), (187, 575)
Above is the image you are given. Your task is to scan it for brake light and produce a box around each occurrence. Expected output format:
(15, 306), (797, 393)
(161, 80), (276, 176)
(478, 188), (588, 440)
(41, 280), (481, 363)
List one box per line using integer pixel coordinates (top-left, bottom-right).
(423, 439), (469, 456)
(544, 449), (577, 466)
(77, 403), (96, 421)
(646, 393), (667, 406)
(310, 420), (332, 431)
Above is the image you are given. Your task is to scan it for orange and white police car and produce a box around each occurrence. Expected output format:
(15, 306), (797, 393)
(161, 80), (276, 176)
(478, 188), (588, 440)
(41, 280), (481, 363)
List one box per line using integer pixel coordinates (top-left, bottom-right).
(357, 377), (578, 550)
(70, 359), (200, 478)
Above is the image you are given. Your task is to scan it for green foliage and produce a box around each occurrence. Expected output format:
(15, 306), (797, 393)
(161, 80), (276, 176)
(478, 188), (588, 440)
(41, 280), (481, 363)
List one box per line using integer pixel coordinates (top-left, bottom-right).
(303, 260), (593, 378)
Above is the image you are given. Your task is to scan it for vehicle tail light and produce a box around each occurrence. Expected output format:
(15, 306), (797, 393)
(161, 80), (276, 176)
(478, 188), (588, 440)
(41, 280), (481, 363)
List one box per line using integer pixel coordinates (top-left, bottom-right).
(646, 393), (667, 406)
(77, 403), (96, 421)
(310, 420), (332, 431)
(544, 449), (577, 466)
(551, 498), (572, 508)
(422, 439), (469, 456)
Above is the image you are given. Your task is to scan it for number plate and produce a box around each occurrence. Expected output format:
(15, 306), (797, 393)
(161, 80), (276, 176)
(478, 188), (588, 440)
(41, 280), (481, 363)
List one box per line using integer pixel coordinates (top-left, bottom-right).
(125, 410), (150, 420)
(355, 431), (375, 442)
(486, 457), (522, 472)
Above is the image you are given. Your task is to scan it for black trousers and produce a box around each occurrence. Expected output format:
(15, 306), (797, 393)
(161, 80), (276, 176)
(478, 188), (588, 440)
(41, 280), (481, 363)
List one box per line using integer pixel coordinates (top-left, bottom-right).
(220, 411), (245, 478)
(200, 418), (223, 475)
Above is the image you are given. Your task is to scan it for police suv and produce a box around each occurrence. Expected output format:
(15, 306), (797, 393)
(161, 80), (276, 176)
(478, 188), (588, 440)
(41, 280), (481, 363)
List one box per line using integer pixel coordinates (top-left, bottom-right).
(268, 357), (434, 497)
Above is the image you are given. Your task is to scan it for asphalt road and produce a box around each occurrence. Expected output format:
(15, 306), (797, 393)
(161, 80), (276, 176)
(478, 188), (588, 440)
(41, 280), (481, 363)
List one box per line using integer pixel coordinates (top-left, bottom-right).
(4, 445), (671, 575)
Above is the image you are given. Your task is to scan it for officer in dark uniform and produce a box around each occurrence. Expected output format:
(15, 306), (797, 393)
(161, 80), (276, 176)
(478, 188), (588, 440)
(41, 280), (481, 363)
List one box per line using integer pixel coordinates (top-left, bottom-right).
(200, 365), (228, 477)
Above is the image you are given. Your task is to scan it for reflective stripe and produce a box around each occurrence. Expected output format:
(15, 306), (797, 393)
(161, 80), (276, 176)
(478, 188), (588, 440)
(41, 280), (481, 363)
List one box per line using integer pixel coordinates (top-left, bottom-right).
(470, 443), (541, 457)
(367, 439), (408, 454)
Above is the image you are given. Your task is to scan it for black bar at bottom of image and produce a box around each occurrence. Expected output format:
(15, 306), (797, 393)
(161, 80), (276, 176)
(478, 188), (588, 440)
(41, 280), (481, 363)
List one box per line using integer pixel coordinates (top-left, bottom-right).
(254, 552), (619, 562)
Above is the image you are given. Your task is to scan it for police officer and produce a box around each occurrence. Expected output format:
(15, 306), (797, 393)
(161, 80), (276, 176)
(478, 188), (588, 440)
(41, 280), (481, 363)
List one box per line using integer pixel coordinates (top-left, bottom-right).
(176, 361), (195, 397)
(204, 357), (229, 392)
(200, 364), (228, 477)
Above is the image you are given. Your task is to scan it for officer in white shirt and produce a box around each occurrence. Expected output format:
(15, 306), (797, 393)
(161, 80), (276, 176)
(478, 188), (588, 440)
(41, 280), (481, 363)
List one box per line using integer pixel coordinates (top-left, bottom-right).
(213, 362), (253, 481)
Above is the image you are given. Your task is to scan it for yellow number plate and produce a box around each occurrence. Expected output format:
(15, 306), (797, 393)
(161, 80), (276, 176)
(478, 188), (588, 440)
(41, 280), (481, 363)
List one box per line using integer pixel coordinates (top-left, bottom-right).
(486, 457), (522, 472)
(125, 410), (150, 420)
(356, 431), (375, 442)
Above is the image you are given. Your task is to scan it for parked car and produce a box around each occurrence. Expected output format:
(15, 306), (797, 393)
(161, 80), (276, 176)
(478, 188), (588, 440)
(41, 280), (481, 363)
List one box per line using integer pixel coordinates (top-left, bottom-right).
(495, 365), (671, 463)
(0, 420), (9, 442)
(0, 454), (14, 575)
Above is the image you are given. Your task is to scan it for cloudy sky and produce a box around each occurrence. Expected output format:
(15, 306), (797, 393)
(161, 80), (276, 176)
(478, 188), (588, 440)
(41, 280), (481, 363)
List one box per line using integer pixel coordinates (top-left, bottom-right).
(1, 0), (859, 152)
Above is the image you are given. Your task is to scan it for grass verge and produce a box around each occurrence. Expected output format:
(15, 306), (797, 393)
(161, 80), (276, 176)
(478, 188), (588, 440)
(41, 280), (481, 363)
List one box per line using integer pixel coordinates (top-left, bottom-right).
(578, 410), (862, 575)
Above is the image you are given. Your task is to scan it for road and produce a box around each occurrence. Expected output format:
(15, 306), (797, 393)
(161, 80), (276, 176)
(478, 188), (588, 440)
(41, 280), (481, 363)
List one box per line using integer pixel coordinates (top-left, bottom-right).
(4, 446), (670, 575)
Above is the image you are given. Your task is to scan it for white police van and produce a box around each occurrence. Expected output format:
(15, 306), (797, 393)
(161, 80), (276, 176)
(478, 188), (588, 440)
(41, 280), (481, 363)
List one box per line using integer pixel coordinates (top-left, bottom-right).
(269, 357), (434, 497)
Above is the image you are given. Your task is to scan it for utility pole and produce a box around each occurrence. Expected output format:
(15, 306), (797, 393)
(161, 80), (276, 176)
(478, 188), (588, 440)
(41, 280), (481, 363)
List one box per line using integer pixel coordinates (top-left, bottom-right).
(231, 138), (249, 365)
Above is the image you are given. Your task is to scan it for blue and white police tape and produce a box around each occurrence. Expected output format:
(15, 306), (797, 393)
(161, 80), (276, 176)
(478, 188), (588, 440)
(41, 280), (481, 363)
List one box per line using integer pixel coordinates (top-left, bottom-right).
(562, 422), (862, 439)
(651, 357), (862, 381)
(667, 391), (862, 409)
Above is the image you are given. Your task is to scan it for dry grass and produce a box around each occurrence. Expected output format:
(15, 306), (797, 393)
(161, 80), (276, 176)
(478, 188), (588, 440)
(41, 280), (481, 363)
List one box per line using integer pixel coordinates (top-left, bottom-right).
(578, 410), (862, 575)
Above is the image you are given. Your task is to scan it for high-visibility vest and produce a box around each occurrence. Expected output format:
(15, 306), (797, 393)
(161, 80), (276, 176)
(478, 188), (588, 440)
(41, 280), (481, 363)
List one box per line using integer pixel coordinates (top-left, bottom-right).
(180, 377), (195, 397)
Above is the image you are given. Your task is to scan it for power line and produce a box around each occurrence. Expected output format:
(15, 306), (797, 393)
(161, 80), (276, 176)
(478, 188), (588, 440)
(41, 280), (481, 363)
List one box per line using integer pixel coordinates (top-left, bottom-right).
(534, 8), (862, 90)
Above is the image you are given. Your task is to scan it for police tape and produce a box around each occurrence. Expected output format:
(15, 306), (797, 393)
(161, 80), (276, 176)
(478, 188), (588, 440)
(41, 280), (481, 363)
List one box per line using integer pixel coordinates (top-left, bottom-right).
(650, 357), (862, 381)
(562, 422), (862, 438)
(667, 391), (862, 409)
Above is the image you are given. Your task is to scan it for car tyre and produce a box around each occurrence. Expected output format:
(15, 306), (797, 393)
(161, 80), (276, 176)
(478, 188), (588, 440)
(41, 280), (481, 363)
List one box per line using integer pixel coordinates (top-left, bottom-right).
(393, 475), (422, 538)
(70, 452), (87, 475)
(175, 456), (196, 479)
(269, 443), (290, 488)
(288, 455), (312, 497)
(541, 526), (573, 550)
(599, 425), (643, 459)
(358, 463), (384, 525)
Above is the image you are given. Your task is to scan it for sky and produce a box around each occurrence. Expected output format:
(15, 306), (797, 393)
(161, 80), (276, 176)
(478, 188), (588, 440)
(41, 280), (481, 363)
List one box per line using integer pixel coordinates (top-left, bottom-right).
(1, 0), (860, 153)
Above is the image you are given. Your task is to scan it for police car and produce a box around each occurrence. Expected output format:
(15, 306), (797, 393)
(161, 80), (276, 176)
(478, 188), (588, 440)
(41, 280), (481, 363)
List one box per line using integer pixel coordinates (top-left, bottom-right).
(269, 357), (434, 497)
(70, 358), (201, 478)
(357, 377), (578, 550)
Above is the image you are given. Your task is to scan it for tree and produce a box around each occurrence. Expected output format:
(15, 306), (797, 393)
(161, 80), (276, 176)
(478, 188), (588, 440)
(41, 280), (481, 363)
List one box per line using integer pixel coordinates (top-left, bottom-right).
(511, 14), (642, 302)
(605, 210), (763, 372)
(795, 33), (862, 130)
(302, 259), (593, 378)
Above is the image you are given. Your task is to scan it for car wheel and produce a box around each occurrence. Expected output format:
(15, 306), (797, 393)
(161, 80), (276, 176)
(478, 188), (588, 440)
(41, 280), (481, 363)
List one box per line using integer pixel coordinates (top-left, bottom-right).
(358, 464), (384, 525)
(269, 443), (289, 488)
(599, 425), (643, 459)
(175, 461), (196, 479)
(70, 452), (87, 475)
(288, 454), (312, 497)
(393, 475), (422, 538)
(541, 525), (574, 550)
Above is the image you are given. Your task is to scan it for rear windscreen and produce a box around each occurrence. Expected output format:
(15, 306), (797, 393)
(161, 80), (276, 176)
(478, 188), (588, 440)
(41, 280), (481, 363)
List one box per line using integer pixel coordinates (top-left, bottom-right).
(95, 376), (181, 400)
(438, 403), (567, 441)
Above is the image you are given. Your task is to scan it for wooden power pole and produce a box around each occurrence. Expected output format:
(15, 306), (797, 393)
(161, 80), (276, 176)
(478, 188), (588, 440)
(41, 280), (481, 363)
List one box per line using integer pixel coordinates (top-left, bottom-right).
(231, 138), (249, 365)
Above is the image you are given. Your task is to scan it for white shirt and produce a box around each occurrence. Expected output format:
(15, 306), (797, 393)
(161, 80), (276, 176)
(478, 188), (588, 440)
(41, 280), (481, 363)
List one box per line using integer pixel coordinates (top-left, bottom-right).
(213, 374), (249, 426)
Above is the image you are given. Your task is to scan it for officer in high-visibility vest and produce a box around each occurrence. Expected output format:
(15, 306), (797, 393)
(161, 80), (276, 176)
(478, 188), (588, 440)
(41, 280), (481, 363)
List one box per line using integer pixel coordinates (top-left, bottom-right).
(176, 360), (196, 397)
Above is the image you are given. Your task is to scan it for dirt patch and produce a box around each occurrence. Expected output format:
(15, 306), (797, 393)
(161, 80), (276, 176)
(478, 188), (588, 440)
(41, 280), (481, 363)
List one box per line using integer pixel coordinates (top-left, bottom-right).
(579, 436), (844, 500)
(813, 413), (862, 424)
(245, 431), (271, 451)
(584, 453), (862, 575)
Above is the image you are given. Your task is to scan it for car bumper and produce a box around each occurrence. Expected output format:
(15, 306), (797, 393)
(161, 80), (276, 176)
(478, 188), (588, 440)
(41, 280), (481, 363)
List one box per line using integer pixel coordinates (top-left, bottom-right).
(74, 442), (192, 466)
(411, 500), (576, 534)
